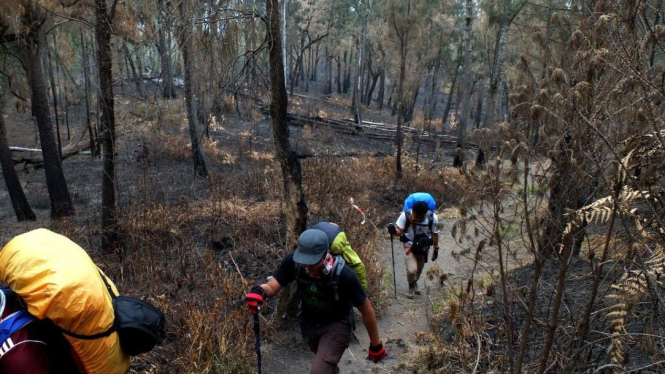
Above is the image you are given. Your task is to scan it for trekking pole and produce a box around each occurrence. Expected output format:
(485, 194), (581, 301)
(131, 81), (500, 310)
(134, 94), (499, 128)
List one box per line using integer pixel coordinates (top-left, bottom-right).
(390, 233), (397, 299)
(253, 312), (262, 374)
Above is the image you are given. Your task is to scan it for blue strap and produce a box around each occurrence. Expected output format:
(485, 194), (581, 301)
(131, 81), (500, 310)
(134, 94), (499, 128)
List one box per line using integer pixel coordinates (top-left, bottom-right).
(0, 289), (35, 344)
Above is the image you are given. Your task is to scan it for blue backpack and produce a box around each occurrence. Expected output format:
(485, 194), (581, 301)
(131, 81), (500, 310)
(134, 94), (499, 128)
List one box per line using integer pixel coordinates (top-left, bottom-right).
(0, 287), (35, 344)
(403, 192), (436, 212)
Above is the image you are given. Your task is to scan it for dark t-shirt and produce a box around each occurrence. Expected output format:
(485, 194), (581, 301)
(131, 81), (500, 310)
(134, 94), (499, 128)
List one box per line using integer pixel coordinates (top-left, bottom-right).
(0, 292), (78, 374)
(274, 253), (367, 325)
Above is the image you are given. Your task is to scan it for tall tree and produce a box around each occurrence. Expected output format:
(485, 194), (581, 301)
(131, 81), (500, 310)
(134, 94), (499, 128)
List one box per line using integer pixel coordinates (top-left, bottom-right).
(177, 0), (208, 177)
(20, 4), (75, 218)
(95, 0), (118, 251)
(267, 0), (308, 246)
(454, 0), (474, 168)
(0, 92), (35, 221)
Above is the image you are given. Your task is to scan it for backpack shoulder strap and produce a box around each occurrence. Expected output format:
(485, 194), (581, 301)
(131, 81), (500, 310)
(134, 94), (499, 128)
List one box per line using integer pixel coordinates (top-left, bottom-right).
(331, 256), (345, 302)
(0, 288), (35, 346)
(427, 211), (434, 232)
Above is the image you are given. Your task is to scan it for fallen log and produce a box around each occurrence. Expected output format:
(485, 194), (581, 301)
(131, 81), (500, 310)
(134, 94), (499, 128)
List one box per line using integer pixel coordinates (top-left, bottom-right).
(11, 141), (89, 166)
(9, 147), (42, 152)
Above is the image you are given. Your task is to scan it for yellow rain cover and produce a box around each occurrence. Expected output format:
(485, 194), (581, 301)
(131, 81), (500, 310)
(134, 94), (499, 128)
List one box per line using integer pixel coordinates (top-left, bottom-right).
(0, 228), (130, 374)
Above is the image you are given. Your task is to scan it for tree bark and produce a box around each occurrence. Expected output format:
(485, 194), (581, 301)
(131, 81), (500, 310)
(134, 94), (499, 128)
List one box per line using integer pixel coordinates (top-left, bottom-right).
(96, 0), (118, 250)
(393, 2), (409, 180)
(325, 47), (332, 95)
(267, 0), (308, 246)
(81, 32), (98, 158)
(344, 50), (352, 93)
(442, 56), (461, 127)
(45, 36), (62, 160)
(377, 69), (385, 109)
(157, 28), (176, 99)
(0, 97), (36, 221)
(482, 21), (509, 129)
(23, 25), (75, 218)
(124, 43), (144, 98)
(178, 1), (209, 177)
(427, 56), (441, 121)
(365, 67), (380, 106)
(352, 9), (367, 126)
(454, 0), (474, 168)
(336, 54), (342, 94)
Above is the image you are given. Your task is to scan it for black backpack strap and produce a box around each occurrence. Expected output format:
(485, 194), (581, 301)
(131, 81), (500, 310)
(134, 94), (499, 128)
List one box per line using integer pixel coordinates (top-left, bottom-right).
(427, 211), (434, 232)
(331, 256), (345, 301)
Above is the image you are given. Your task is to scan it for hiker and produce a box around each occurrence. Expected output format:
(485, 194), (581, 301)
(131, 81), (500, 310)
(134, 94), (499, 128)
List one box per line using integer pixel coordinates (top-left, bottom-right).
(309, 221), (367, 290)
(0, 287), (79, 373)
(388, 200), (440, 298)
(245, 229), (387, 373)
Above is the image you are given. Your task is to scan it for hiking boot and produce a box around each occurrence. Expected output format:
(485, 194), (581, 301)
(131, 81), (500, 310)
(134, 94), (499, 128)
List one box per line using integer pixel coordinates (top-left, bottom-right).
(406, 286), (415, 299)
(406, 283), (417, 299)
(414, 283), (422, 295)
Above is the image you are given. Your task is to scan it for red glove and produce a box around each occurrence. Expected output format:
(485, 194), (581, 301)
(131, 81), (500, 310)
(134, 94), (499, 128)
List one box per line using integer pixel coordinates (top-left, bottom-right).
(367, 342), (387, 363)
(405, 246), (412, 256)
(245, 285), (266, 314)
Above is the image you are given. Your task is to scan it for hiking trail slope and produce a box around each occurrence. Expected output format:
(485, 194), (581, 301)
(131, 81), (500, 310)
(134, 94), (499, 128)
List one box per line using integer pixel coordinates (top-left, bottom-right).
(261, 217), (473, 373)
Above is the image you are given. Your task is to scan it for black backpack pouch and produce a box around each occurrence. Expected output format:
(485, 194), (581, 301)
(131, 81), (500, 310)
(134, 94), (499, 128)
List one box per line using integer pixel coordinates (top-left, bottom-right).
(411, 234), (433, 257)
(113, 296), (166, 356)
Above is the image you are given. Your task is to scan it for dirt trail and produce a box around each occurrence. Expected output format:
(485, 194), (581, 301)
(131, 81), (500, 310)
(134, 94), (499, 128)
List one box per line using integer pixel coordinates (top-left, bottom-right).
(261, 218), (473, 373)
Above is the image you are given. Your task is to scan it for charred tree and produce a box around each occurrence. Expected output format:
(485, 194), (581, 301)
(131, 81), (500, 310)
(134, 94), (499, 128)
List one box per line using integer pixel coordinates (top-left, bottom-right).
(96, 0), (118, 251)
(267, 0), (308, 245)
(0, 94), (35, 221)
(22, 19), (75, 218)
(178, 0), (208, 177)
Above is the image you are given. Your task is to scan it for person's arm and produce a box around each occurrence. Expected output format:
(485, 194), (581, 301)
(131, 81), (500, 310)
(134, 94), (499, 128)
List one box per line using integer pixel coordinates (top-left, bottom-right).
(394, 212), (407, 235)
(433, 232), (439, 250)
(357, 298), (381, 346)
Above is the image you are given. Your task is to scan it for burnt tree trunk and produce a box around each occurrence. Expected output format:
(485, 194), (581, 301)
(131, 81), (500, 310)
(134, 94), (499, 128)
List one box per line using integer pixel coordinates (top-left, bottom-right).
(96, 0), (118, 250)
(267, 0), (308, 244)
(178, 1), (208, 177)
(442, 57), (461, 128)
(23, 25), (75, 218)
(46, 36), (62, 159)
(336, 54), (342, 94)
(124, 43), (144, 98)
(377, 69), (385, 109)
(454, 0), (474, 168)
(344, 50), (352, 93)
(81, 32), (98, 158)
(157, 28), (176, 99)
(0, 97), (36, 221)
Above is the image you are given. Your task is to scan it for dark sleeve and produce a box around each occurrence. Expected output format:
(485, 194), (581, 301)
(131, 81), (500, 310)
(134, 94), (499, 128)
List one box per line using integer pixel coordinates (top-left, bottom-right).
(339, 266), (367, 308)
(273, 253), (296, 287)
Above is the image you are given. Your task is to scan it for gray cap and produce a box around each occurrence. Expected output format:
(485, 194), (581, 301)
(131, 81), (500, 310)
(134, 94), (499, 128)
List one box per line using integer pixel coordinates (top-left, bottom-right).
(293, 229), (329, 265)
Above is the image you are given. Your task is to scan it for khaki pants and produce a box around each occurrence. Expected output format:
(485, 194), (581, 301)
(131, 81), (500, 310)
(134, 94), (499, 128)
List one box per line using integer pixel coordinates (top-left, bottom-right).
(305, 320), (352, 374)
(404, 243), (427, 286)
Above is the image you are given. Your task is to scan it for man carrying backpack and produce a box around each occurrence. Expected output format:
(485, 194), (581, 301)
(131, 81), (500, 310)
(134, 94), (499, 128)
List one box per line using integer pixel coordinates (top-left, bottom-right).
(0, 287), (79, 373)
(388, 199), (440, 299)
(245, 229), (387, 373)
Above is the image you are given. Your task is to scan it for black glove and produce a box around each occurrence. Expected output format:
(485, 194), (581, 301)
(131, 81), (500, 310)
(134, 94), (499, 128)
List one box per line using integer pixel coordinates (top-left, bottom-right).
(245, 285), (267, 315)
(387, 224), (397, 235)
(367, 342), (387, 363)
(432, 248), (439, 261)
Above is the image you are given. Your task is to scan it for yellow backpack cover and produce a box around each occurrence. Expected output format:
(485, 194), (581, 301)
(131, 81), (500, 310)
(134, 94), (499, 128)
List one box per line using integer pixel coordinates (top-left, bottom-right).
(0, 228), (130, 374)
